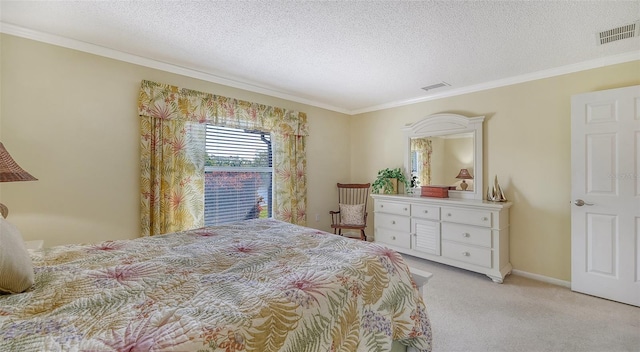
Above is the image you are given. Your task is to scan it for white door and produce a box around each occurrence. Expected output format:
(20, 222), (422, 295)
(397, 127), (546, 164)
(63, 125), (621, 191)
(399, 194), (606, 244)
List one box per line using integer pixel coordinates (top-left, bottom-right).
(571, 85), (640, 307)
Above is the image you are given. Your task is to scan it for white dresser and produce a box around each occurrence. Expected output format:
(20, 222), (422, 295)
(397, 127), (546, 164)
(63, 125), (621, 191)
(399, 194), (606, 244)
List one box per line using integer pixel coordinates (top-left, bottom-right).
(371, 194), (512, 283)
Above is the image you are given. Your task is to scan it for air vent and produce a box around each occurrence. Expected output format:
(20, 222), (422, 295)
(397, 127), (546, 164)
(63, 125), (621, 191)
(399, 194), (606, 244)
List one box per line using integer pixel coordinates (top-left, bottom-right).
(421, 81), (450, 92)
(597, 21), (639, 45)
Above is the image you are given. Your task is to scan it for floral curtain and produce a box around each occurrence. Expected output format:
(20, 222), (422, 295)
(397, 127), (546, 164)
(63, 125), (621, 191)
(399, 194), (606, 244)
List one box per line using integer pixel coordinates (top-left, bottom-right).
(411, 138), (432, 186)
(138, 80), (308, 236)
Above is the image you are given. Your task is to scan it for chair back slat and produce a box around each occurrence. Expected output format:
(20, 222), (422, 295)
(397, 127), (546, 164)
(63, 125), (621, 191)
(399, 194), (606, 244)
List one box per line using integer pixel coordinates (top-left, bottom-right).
(337, 183), (370, 212)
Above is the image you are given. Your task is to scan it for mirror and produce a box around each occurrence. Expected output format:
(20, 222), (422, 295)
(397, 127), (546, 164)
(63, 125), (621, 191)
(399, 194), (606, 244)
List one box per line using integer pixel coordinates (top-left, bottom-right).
(402, 113), (485, 200)
(410, 132), (475, 189)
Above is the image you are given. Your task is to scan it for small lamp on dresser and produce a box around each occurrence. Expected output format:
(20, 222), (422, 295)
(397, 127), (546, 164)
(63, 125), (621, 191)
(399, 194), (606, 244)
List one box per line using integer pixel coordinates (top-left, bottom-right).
(455, 168), (473, 191)
(0, 142), (37, 218)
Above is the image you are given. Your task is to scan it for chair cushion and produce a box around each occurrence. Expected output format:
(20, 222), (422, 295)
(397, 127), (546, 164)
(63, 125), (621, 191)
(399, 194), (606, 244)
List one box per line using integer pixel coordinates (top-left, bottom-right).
(339, 203), (365, 226)
(0, 218), (35, 294)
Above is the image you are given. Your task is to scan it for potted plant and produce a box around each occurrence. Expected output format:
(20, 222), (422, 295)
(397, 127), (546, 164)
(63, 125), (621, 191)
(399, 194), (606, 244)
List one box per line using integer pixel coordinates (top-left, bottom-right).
(372, 167), (410, 194)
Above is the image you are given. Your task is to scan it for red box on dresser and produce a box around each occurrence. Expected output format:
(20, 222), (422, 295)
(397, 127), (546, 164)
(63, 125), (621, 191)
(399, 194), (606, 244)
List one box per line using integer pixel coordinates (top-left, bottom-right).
(421, 185), (449, 198)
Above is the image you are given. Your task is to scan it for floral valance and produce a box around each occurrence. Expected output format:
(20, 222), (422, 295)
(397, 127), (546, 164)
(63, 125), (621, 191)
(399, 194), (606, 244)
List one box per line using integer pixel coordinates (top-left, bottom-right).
(138, 80), (308, 136)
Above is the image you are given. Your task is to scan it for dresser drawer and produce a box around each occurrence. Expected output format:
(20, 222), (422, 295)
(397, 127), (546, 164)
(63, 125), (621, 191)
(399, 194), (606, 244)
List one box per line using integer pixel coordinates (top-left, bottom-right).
(375, 213), (410, 232)
(442, 223), (492, 248)
(376, 201), (410, 216)
(442, 241), (492, 268)
(441, 207), (492, 227)
(375, 228), (411, 249)
(412, 204), (440, 220)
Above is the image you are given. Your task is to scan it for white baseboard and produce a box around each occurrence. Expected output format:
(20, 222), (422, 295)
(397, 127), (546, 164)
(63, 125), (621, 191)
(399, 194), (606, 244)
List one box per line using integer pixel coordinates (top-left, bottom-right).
(511, 269), (571, 288)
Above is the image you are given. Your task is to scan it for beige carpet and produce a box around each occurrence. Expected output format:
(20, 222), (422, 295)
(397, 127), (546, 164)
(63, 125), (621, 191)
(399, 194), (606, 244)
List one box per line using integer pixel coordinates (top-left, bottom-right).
(402, 254), (640, 352)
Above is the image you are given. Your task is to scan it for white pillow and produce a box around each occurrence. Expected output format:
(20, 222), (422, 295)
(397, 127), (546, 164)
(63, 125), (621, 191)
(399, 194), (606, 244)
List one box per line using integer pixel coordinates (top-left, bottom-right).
(339, 203), (365, 226)
(0, 218), (35, 294)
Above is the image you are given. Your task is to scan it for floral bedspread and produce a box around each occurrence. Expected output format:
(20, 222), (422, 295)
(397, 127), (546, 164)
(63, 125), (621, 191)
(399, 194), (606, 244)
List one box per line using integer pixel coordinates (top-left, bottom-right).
(0, 219), (432, 352)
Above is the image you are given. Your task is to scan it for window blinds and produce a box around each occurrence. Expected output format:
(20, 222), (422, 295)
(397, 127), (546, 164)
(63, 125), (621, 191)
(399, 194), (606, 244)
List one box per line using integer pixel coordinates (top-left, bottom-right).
(204, 125), (273, 226)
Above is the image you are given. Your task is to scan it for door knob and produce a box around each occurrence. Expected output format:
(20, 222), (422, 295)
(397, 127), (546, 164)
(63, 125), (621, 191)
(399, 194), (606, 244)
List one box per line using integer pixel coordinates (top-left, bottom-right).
(574, 199), (594, 206)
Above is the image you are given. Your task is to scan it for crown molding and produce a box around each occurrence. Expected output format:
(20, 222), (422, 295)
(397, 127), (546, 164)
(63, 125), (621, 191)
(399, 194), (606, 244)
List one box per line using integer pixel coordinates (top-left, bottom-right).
(351, 50), (640, 115)
(2, 22), (638, 116)
(0, 22), (350, 115)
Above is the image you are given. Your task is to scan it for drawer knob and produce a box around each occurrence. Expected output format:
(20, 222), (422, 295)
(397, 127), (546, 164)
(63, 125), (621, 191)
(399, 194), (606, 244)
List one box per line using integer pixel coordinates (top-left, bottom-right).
(403, 207), (408, 211)
(391, 220), (396, 225)
(482, 217), (489, 221)
(424, 210), (428, 213)
(392, 236), (396, 240)
(380, 205), (384, 208)
(447, 213), (452, 217)
(462, 251), (470, 257)
(462, 233), (470, 238)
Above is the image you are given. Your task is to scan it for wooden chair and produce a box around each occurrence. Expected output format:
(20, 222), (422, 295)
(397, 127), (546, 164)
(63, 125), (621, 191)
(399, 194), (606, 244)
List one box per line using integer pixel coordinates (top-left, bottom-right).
(329, 183), (370, 241)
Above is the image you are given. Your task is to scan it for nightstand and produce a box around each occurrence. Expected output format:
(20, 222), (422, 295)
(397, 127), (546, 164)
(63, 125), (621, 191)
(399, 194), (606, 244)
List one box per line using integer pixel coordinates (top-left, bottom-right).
(24, 240), (44, 250)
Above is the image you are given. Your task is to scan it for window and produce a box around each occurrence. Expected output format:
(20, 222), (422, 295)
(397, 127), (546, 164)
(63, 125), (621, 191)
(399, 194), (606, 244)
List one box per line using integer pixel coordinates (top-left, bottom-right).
(204, 125), (273, 226)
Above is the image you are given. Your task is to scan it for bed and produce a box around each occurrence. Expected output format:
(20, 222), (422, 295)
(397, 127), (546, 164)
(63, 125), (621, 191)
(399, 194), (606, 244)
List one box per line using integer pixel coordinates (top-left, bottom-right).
(0, 218), (432, 351)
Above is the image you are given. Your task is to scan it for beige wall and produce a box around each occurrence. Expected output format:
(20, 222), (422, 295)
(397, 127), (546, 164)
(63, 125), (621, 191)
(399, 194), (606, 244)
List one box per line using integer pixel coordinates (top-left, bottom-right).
(428, 137), (445, 185)
(443, 136), (474, 190)
(351, 60), (640, 281)
(0, 34), (351, 247)
(2, 33), (639, 282)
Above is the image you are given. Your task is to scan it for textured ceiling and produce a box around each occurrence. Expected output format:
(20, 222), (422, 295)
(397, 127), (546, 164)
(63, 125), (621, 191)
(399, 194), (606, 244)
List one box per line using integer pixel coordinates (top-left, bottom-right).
(1, 1), (639, 113)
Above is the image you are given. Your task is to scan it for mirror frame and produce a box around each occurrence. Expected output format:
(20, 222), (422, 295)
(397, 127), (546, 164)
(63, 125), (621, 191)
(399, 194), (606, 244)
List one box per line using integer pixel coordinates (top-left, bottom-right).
(402, 113), (485, 200)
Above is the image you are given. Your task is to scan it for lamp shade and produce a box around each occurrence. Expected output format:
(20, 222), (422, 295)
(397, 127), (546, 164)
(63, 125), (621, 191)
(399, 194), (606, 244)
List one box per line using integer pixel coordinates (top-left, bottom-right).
(0, 143), (37, 182)
(455, 168), (473, 180)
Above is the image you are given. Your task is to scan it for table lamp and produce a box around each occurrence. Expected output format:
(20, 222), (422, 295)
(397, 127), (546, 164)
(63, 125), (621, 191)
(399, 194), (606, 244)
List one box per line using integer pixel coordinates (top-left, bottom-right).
(0, 143), (37, 218)
(455, 168), (473, 191)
